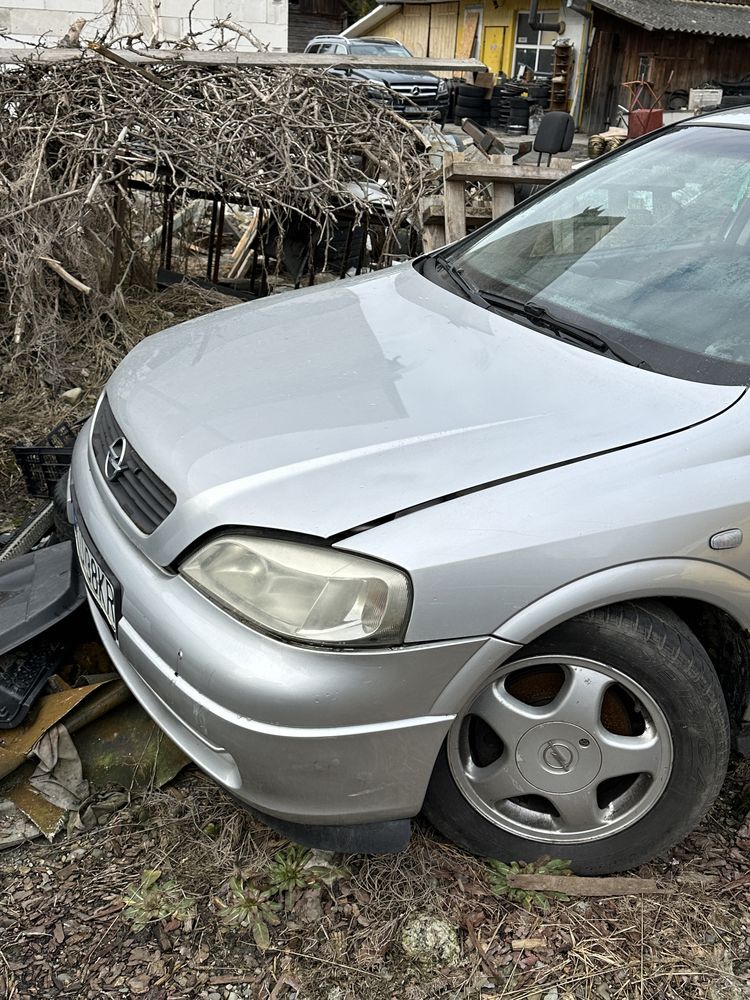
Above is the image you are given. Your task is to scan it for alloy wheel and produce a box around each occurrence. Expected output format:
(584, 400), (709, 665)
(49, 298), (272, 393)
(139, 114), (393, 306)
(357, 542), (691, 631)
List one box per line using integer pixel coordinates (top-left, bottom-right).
(447, 655), (673, 844)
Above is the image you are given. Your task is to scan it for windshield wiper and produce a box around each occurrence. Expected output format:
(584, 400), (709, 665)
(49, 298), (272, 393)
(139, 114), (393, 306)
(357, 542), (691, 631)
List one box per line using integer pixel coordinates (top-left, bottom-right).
(479, 290), (650, 369)
(430, 258), (649, 369)
(433, 254), (491, 309)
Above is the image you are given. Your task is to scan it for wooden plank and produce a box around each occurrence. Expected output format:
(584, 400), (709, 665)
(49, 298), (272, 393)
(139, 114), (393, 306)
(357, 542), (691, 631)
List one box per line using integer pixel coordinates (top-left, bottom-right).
(444, 178), (466, 243)
(400, 4), (431, 58)
(428, 2), (459, 72)
(456, 12), (479, 61)
(476, 152), (515, 219)
(0, 47), (486, 72)
(421, 221), (447, 253)
(444, 160), (571, 184)
(442, 152), (467, 244)
(421, 197), (492, 227)
(227, 214), (259, 279)
(506, 873), (665, 897)
(492, 182), (515, 218)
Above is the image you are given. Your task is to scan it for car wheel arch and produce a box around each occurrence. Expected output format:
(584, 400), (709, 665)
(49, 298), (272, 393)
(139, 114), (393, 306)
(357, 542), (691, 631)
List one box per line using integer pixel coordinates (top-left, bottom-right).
(431, 559), (750, 725)
(493, 558), (750, 646)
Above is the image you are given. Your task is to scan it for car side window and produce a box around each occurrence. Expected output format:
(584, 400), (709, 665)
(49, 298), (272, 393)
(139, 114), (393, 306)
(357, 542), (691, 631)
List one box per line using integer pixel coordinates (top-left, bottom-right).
(307, 44), (320, 53)
(334, 44), (347, 54)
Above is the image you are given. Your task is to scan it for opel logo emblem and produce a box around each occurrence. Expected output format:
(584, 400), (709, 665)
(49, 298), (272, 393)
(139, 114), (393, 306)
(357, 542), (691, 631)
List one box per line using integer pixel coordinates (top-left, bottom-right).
(542, 741), (574, 772)
(104, 436), (128, 481)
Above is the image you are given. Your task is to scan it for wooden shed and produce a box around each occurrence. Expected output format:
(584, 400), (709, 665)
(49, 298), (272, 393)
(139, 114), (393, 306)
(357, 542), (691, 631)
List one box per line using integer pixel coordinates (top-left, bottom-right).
(582, 0), (750, 133)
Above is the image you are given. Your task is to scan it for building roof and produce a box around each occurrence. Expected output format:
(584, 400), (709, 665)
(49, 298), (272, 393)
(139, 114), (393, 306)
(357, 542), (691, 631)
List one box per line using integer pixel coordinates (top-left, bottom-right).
(343, 1), (457, 38)
(342, 4), (401, 38)
(591, 0), (750, 37)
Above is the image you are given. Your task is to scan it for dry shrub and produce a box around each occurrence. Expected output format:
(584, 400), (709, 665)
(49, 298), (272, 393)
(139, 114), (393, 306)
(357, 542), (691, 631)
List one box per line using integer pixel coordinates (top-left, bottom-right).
(0, 55), (433, 516)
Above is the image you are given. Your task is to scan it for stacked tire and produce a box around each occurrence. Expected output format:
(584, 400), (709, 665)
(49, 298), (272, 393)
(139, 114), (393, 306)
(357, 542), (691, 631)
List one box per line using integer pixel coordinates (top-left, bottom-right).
(527, 81), (551, 108)
(453, 82), (489, 125)
(507, 96), (530, 131)
(488, 82), (526, 129)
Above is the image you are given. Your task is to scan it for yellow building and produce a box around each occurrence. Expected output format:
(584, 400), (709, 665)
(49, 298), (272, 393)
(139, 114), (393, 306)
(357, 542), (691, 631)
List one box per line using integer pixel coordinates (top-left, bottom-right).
(344, 1), (565, 79)
(343, 1), (592, 119)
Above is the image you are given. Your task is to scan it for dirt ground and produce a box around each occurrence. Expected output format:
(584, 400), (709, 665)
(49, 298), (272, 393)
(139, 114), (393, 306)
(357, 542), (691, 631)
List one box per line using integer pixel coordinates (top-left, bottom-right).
(2, 753), (750, 1000)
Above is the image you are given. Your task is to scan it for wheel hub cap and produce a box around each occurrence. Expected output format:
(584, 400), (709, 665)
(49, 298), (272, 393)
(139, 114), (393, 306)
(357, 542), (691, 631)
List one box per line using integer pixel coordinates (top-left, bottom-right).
(517, 722), (602, 793)
(448, 655), (674, 844)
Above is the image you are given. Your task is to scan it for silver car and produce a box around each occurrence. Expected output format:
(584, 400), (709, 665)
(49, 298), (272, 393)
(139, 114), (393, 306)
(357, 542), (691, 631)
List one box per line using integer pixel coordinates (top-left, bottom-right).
(71, 109), (750, 874)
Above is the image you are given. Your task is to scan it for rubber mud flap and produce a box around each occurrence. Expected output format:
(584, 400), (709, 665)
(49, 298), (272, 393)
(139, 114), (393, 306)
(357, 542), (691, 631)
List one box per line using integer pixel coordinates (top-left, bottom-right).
(0, 541), (84, 658)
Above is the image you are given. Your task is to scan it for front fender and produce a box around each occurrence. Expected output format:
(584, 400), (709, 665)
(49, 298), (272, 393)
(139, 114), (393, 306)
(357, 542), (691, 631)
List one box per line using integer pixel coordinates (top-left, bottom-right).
(429, 558), (750, 717)
(493, 558), (750, 645)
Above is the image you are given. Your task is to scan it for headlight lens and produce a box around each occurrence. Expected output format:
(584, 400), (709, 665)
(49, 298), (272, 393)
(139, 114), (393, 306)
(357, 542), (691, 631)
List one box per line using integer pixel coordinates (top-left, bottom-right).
(366, 83), (393, 103)
(437, 78), (448, 94)
(180, 536), (411, 646)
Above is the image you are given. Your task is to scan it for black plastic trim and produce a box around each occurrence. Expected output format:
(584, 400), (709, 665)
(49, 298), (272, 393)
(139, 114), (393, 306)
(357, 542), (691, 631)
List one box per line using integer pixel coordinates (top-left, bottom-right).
(232, 796), (413, 854)
(735, 722), (750, 757)
(92, 395), (176, 534)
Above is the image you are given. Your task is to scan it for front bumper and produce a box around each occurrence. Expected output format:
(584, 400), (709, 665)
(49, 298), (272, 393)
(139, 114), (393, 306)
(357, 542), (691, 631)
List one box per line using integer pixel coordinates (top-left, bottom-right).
(370, 95), (449, 120)
(71, 433), (493, 833)
(396, 103), (448, 120)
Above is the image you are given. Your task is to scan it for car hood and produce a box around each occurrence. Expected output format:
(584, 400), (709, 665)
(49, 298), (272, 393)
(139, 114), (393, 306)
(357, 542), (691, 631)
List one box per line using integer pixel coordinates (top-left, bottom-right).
(348, 67), (438, 86)
(105, 265), (743, 565)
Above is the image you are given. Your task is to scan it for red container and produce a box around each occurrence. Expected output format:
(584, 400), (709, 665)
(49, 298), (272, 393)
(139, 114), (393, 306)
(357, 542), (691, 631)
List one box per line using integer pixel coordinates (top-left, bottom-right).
(628, 108), (664, 139)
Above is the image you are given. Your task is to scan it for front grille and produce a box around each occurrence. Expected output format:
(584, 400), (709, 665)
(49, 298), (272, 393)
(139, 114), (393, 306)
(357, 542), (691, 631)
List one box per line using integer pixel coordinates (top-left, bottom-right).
(390, 83), (439, 100)
(91, 395), (176, 534)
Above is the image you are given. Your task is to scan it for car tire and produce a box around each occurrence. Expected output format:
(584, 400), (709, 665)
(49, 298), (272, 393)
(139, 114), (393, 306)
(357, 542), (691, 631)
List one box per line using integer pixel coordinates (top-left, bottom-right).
(422, 600), (730, 874)
(455, 96), (486, 112)
(53, 472), (74, 542)
(457, 84), (486, 99)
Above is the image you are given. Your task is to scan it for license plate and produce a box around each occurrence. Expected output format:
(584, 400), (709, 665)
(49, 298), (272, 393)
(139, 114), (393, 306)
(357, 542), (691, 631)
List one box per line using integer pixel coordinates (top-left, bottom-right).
(74, 515), (121, 635)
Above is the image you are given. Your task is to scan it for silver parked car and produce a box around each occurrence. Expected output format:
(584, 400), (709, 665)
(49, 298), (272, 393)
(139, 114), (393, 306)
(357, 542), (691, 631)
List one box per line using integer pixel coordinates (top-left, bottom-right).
(71, 109), (750, 873)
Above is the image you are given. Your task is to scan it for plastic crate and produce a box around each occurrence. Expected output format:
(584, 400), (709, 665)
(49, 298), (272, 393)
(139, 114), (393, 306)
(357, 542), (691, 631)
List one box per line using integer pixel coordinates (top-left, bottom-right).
(12, 420), (81, 499)
(688, 88), (722, 112)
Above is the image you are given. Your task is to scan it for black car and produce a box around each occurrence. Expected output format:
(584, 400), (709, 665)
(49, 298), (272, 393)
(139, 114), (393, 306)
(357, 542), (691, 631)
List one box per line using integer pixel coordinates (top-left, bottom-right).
(304, 35), (449, 121)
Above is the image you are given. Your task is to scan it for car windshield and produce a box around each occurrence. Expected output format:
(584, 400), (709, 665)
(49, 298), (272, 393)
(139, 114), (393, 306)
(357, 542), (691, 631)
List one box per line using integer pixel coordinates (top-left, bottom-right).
(350, 41), (411, 56)
(443, 124), (750, 383)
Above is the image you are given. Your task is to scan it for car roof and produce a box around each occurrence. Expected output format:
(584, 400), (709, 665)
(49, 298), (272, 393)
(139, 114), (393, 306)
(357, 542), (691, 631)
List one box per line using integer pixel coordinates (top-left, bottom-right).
(688, 106), (750, 128)
(352, 36), (404, 43)
(307, 34), (405, 45)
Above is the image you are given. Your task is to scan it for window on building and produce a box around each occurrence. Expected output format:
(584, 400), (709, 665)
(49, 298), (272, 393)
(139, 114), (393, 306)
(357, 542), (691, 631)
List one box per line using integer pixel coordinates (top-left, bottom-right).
(513, 12), (556, 77)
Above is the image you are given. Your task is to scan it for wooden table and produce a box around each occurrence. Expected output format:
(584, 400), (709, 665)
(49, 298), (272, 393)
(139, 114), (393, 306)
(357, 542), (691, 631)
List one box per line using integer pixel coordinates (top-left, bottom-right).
(422, 152), (573, 251)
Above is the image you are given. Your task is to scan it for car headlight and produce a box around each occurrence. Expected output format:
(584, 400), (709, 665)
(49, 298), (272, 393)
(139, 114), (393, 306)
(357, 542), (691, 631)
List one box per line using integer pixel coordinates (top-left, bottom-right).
(437, 78), (448, 94)
(366, 82), (394, 103)
(180, 535), (411, 647)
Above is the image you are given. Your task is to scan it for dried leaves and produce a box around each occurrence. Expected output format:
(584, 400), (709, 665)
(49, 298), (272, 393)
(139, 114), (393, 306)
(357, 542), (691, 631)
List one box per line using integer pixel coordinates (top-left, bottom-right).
(2, 763), (750, 998)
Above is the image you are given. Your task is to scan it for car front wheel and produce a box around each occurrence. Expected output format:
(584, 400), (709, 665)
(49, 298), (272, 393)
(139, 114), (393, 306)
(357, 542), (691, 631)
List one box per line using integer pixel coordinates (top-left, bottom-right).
(423, 601), (730, 874)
